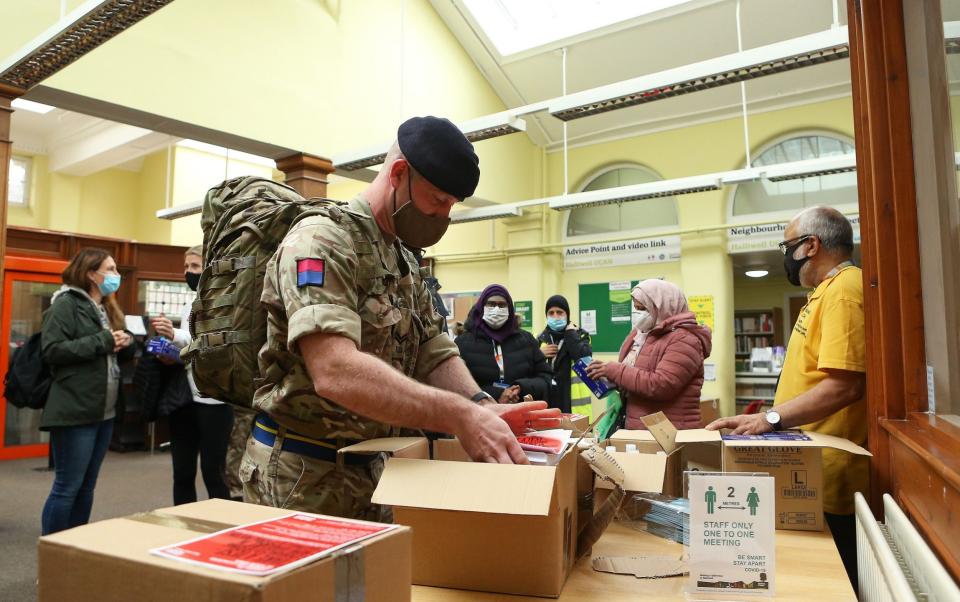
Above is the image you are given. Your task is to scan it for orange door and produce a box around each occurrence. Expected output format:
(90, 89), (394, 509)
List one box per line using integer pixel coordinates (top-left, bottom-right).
(0, 256), (68, 460)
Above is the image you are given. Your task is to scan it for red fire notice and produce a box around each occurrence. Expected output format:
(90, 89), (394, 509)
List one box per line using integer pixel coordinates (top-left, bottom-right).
(151, 513), (397, 576)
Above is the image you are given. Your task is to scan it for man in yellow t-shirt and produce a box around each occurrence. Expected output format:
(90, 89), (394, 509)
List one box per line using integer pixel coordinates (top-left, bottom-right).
(708, 206), (866, 594)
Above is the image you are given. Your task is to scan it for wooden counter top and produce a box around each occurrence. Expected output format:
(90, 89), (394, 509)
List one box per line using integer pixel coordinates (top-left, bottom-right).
(412, 522), (855, 601)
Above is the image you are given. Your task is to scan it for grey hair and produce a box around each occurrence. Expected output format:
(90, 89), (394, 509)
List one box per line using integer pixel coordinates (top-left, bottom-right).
(185, 245), (203, 258)
(794, 206), (854, 254)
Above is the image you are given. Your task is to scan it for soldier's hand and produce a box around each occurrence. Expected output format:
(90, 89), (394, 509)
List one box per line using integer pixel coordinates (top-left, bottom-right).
(490, 400), (562, 434)
(457, 405), (530, 464)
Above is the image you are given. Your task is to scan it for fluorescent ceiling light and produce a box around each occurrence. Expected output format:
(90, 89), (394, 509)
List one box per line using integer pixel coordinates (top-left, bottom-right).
(157, 202), (202, 220)
(763, 154), (856, 181)
(548, 174), (721, 210)
(548, 27), (849, 121)
(333, 115), (526, 172)
(450, 204), (523, 223)
(11, 98), (55, 114)
(745, 269), (769, 278)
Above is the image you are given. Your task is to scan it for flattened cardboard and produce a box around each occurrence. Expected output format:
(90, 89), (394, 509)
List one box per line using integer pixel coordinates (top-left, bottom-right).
(372, 458), (556, 516)
(338, 437), (428, 459)
(592, 555), (688, 579)
(38, 499), (410, 602)
(373, 445), (580, 597)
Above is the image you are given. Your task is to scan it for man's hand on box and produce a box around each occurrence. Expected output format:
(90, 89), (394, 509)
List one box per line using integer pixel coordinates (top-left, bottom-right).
(490, 400), (562, 434)
(457, 405), (530, 464)
(706, 413), (773, 435)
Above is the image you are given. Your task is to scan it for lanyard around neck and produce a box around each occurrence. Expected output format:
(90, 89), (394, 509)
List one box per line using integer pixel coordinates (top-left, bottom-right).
(493, 342), (505, 381)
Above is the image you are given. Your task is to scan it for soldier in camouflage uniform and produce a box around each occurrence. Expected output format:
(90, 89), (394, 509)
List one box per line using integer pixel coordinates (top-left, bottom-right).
(222, 407), (254, 499)
(240, 117), (560, 520)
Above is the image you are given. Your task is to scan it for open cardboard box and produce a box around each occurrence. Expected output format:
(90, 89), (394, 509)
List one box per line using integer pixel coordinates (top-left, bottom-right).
(689, 428), (872, 531)
(38, 498), (411, 602)
(595, 413), (722, 496)
(374, 437), (579, 598)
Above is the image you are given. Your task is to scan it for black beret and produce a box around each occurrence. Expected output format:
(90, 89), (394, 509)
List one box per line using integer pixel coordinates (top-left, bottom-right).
(398, 116), (480, 200)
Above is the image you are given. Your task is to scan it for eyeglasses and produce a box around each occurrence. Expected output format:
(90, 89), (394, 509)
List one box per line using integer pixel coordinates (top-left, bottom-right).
(777, 234), (813, 255)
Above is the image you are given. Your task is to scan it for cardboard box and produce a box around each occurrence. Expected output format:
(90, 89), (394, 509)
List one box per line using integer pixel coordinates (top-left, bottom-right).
(373, 439), (579, 598)
(38, 498), (411, 602)
(699, 398), (720, 427)
(596, 415), (721, 497)
(559, 412), (590, 434)
(716, 430), (871, 531)
(339, 436), (429, 461)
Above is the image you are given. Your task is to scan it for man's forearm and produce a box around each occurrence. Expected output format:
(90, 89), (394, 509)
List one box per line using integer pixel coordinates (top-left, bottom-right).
(300, 334), (480, 434)
(425, 356), (488, 402)
(777, 373), (864, 428)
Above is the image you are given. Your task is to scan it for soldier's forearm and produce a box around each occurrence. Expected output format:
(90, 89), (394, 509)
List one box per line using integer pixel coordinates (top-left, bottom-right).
(299, 332), (478, 435)
(425, 357), (484, 401)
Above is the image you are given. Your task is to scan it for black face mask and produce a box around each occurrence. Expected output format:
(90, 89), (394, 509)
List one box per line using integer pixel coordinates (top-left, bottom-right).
(185, 271), (200, 292)
(392, 172), (450, 249)
(783, 240), (811, 286)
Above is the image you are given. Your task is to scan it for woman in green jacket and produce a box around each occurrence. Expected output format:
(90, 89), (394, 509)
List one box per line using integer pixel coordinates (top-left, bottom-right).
(40, 248), (133, 535)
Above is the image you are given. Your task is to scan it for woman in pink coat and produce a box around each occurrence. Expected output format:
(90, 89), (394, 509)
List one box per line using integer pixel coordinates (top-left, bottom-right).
(587, 280), (712, 430)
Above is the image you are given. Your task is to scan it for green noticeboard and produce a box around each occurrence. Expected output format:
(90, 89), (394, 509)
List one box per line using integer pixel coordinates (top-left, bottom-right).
(578, 281), (640, 353)
(514, 300), (533, 333)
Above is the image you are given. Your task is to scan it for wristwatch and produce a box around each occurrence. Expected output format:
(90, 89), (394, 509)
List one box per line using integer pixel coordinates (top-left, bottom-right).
(471, 391), (496, 404)
(765, 410), (783, 431)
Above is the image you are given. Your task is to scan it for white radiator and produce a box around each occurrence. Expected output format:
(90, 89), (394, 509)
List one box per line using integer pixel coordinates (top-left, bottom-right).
(855, 492), (960, 601)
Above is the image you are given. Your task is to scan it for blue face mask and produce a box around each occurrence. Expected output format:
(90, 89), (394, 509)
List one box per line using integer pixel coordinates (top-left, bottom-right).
(97, 272), (121, 296)
(547, 317), (567, 331)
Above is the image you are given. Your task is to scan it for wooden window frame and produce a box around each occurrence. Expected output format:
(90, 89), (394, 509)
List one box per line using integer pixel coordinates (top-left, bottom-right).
(848, 0), (960, 580)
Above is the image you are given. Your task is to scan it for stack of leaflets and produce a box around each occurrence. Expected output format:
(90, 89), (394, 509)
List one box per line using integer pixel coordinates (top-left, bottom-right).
(620, 493), (690, 546)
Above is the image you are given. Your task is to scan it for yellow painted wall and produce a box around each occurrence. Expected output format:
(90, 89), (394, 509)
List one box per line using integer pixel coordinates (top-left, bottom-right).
(0, 0), (86, 60)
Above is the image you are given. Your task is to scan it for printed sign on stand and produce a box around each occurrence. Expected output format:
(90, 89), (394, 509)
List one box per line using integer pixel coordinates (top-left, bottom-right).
(687, 473), (775, 598)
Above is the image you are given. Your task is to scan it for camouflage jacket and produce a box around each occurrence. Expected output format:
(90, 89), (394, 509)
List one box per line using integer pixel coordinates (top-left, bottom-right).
(254, 195), (458, 440)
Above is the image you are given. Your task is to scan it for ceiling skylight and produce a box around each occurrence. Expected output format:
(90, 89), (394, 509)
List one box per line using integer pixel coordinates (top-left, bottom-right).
(463, 0), (697, 57)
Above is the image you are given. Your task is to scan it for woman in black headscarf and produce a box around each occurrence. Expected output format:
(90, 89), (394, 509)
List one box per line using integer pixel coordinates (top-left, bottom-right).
(455, 284), (552, 403)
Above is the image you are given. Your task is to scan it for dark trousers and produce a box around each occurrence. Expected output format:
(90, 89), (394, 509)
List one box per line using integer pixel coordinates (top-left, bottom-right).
(825, 512), (859, 596)
(41, 418), (114, 535)
(169, 402), (233, 505)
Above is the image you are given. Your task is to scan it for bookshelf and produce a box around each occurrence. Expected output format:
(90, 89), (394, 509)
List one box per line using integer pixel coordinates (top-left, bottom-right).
(734, 308), (784, 414)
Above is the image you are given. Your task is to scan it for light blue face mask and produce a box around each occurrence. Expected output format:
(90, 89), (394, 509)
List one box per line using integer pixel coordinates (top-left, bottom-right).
(97, 272), (121, 296)
(547, 317), (567, 331)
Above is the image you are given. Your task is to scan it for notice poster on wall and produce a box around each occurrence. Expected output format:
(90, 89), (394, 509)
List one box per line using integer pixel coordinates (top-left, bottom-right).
(514, 300), (533, 332)
(609, 281), (633, 323)
(580, 310), (598, 335)
(688, 295), (715, 333)
(688, 473), (775, 598)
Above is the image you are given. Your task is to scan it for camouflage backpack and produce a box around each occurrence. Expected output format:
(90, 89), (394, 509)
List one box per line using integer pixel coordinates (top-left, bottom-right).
(182, 176), (338, 408)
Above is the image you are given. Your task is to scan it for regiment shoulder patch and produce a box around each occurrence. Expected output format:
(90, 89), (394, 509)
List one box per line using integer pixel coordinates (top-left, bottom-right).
(296, 258), (325, 287)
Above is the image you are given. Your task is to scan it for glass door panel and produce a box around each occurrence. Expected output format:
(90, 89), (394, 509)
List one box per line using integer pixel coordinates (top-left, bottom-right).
(1, 267), (63, 459)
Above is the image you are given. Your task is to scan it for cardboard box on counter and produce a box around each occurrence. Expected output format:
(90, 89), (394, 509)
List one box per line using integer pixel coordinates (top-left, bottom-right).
(596, 413), (721, 497)
(374, 438), (579, 598)
(714, 429), (871, 531)
(38, 498), (411, 602)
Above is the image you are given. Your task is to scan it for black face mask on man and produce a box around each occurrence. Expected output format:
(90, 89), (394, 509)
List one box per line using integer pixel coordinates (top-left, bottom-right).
(783, 238), (812, 286)
(392, 171), (450, 249)
(185, 271), (200, 292)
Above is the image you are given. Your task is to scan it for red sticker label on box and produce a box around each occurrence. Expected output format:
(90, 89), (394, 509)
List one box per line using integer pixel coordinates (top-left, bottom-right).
(151, 513), (397, 576)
